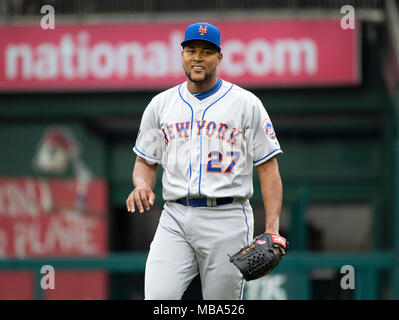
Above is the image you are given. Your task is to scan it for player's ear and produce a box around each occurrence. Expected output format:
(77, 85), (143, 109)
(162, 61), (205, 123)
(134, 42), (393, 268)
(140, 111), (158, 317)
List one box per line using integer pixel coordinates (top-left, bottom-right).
(217, 52), (223, 65)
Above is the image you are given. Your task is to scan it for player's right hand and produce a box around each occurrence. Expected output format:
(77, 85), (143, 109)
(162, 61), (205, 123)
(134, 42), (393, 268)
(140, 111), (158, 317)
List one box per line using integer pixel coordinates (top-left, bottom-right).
(126, 186), (156, 214)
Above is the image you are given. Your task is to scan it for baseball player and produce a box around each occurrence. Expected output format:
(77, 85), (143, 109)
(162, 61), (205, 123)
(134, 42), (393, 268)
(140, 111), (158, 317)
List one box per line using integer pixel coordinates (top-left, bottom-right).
(126, 22), (287, 300)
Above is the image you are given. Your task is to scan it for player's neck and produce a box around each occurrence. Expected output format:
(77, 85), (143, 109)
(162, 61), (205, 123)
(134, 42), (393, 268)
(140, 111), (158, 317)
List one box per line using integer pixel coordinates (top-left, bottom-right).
(187, 76), (218, 93)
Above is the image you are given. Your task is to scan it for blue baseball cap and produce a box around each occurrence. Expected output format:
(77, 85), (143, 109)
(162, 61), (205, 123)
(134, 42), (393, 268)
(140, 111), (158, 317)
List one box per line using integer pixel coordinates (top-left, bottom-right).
(181, 22), (221, 51)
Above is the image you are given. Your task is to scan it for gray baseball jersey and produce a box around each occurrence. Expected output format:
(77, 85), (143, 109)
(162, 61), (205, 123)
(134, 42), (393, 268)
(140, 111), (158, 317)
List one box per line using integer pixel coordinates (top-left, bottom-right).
(134, 80), (282, 200)
(133, 79), (282, 299)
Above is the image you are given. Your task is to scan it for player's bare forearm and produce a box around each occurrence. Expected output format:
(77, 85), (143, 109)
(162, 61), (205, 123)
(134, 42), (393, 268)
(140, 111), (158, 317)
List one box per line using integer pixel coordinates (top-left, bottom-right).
(126, 156), (158, 213)
(256, 157), (283, 235)
(133, 156), (158, 190)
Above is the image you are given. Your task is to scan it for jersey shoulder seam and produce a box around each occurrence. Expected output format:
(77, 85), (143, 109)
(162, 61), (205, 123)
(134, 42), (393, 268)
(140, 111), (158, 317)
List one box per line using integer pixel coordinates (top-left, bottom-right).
(224, 81), (260, 102)
(152, 83), (182, 101)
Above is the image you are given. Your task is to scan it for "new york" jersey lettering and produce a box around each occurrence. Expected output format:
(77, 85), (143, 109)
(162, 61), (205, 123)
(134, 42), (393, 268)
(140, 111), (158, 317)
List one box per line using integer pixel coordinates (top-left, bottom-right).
(161, 120), (242, 146)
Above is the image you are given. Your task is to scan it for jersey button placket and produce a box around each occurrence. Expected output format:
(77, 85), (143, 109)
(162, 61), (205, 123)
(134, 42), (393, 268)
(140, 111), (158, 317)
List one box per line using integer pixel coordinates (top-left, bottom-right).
(197, 105), (206, 197)
(189, 106), (203, 197)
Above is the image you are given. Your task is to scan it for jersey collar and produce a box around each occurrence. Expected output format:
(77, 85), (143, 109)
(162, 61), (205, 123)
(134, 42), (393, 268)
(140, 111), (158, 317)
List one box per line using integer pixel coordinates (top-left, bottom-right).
(189, 78), (223, 101)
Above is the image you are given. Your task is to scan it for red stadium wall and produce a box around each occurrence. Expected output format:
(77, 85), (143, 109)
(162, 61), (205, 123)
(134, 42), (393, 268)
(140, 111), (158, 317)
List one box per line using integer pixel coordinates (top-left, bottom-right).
(0, 178), (108, 299)
(0, 19), (360, 92)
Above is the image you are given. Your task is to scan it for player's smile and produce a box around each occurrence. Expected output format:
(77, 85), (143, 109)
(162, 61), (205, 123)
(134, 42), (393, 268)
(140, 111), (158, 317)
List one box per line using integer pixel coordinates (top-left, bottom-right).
(191, 65), (205, 76)
(192, 65), (205, 71)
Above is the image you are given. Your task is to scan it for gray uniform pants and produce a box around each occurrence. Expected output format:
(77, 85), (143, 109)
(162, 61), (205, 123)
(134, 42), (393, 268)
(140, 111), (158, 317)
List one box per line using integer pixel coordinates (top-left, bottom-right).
(144, 200), (254, 300)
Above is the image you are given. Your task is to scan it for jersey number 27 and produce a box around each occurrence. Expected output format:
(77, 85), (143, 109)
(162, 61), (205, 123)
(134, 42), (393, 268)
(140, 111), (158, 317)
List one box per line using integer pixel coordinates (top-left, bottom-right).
(207, 151), (241, 173)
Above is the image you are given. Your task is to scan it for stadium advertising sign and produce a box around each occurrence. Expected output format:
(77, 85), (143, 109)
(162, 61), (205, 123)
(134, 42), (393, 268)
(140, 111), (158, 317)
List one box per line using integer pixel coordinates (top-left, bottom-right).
(0, 20), (359, 91)
(0, 178), (108, 299)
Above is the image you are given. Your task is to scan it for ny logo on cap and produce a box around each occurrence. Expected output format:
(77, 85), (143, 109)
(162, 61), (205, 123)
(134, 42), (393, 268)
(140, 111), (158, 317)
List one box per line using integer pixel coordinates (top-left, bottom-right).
(199, 25), (207, 36)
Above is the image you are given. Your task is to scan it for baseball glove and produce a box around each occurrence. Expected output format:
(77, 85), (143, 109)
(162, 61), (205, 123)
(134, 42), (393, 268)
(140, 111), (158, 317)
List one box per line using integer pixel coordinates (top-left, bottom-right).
(229, 233), (289, 281)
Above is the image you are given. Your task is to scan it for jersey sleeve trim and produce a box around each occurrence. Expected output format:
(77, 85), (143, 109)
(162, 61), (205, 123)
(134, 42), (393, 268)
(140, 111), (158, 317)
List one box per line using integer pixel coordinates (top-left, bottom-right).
(133, 146), (161, 163)
(253, 148), (283, 166)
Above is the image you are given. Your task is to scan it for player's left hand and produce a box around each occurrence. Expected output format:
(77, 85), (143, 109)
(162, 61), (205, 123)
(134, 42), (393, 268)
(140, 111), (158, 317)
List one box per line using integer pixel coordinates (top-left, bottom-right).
(229, 233), (289, 281)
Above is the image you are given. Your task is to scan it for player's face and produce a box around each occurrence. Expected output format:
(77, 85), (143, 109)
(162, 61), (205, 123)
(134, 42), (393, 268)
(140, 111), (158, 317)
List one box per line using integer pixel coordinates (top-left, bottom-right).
(182, 41), (223, 88)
